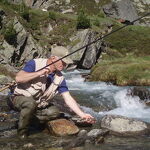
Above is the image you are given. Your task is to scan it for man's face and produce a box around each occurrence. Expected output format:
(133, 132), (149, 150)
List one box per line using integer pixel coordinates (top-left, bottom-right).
(50, 56), (67, 71)
(53, 59), (66, 71)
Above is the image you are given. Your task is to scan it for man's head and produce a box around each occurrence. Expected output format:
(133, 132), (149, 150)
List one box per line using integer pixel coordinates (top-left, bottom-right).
(47, 46), (73, 72)
(51, 46), (73, 65)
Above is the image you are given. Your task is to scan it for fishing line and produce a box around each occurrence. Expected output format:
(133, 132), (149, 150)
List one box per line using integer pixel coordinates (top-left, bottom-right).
(37, 12), (150, 71)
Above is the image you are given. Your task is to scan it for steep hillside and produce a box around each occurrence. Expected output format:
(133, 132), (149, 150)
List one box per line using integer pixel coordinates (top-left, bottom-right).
(0, 0), (149, 85)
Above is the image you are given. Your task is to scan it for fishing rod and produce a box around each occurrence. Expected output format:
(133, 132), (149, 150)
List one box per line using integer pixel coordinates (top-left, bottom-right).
(0, 12), (149, 92)
(37, 12), (150, 72)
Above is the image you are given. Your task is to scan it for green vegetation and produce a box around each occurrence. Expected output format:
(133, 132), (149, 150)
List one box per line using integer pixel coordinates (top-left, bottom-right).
(76, 10), (91, 29)
(90, 56), (150, 86)
(49, 11), (57, 21)
(90, 25), (150, 86)
(0, 0), (149, 86)
(49, 19), (76, 45)
(105, 25), (150, 56)
(20, 3), (30, 22)
(2, 22), (17, 46)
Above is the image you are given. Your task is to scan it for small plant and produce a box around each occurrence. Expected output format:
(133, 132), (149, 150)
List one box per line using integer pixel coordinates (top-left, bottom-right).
(76, 10), (91, 29)
(3, 22), (17, 46)
(49, 11), (57, 21)
(20, 3), (30, 22)
(0, 16), (2, 29)
(0, 0), (10, 5)
(93, 18), (100, 27)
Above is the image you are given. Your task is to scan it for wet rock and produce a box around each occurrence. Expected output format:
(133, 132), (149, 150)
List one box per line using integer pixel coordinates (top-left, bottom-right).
(77, 129), (88, 137)
(64, 128), (108, 148)
(48, 148), (63, 150)
(129, 87), (150, 106)
(0, 121), (18, 132)
(87, 129), (109, 138)
(86, 129), (109, 144)
(101, 115), (150, 136)
(0, 129), (17, 138)
(23, 143), (34, 148)
(71, 116), (93, 127)
(64, 135), (87, 149)
(47, 119), (79, 136)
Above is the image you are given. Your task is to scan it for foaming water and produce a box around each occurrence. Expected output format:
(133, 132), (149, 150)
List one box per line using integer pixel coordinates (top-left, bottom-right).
(99, 89), (150, 122)
(64, 70), (150, 123)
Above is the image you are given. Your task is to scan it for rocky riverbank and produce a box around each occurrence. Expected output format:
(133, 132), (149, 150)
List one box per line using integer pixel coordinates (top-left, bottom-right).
(0, 86), (150, 149)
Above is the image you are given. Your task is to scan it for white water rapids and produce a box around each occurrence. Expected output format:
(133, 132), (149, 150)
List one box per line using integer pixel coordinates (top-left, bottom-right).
(63, 70), (150, 123)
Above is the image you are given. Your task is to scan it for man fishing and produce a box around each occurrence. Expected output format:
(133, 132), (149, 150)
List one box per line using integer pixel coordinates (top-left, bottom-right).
(8, 46), (95, 139)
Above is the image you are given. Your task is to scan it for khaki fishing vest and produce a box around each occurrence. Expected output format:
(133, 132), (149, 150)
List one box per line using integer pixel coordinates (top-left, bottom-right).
(14, 58), (64, 108)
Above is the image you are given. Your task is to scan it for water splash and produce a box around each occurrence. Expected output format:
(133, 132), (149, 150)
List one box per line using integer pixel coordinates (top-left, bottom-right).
(99, 89), (150, 122)
(64, 70), (150, 122)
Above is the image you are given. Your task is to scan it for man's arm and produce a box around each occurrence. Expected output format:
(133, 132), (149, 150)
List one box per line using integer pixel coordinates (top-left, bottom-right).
(62, 91), (96, 123)
(15, 68), (51, 83)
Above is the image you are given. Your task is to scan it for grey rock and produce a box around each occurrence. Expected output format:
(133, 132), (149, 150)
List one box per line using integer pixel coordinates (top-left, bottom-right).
(62, 8), (74, 14)
(0, 75), (11, 85)
(101, 115), (150, 136)
(78, 129), (88, 137)
(87, 129), (109, 138)
(69, 29), (106, 69)
(103, 0), (139, 24)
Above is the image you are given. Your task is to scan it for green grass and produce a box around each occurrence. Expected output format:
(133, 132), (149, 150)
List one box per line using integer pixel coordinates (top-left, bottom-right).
(90, 56), (150, 86)
(105, 25), (150, 56)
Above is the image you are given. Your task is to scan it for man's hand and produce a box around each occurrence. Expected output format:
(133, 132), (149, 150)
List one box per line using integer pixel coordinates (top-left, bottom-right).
(62, 92), (96, 124)
(80, 113), (96, 124)
(38, 68), (51, 76)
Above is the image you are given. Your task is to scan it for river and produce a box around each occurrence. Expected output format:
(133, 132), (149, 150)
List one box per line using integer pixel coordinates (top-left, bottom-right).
(0, 69), (150, 150)
(64, 69), (150, 150)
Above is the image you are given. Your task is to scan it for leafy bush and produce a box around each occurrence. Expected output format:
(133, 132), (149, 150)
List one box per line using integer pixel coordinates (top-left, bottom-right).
(93, 18), (100, 27)
(0, 0), (10, 5)
(49, 11), (57, 21)
(3, 23), (17, 46)
(20, 3), (30, 22)
(76, 10), (91, 29)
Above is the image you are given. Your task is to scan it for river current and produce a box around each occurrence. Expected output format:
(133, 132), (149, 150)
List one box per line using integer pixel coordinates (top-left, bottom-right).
(63, 69), (150, 150)
(64, 69), (150, 123)
(0, 69), (150, 150)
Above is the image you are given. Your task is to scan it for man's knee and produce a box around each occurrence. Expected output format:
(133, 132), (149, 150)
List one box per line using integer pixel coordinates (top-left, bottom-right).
(22, 100), (37, 112)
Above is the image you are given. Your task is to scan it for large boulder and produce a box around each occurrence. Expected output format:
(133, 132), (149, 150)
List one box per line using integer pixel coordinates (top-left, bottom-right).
(103, 0), (139, 25)
(47, 119), (79, 136)
(101, 115), (150, 136)
(68, 29), (106, 69)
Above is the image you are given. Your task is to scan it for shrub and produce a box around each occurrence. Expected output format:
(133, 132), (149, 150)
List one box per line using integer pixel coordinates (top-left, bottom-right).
(76, 10), (91, 29)
(49, 11), (57, 21)
(0, 0), (10, 5)
(20, 4), (30, 22)
(3, 23), (17, 46)
(93, 18), (100, 27)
